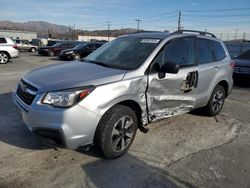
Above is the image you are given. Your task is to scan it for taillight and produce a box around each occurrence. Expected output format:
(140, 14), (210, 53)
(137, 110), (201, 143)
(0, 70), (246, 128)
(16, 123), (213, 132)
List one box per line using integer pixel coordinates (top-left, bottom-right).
(13, 45), (18, 50)
(229, 60), (235, 68)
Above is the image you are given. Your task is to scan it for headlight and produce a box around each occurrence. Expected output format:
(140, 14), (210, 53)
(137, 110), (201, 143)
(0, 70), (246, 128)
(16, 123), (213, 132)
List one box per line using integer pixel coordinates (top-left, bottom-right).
(42, 87), (94, 107)
(65, 51), (74, 54)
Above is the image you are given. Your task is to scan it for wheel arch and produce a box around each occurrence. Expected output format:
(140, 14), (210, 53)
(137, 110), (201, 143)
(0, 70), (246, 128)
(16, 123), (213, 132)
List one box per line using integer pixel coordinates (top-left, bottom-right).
(216, 80), (229, 97)
(0, 51), (11, 58)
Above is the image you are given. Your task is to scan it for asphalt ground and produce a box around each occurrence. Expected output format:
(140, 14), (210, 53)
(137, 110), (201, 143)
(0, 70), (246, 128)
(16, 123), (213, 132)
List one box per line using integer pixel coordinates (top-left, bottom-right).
(0, 52), (250, 188)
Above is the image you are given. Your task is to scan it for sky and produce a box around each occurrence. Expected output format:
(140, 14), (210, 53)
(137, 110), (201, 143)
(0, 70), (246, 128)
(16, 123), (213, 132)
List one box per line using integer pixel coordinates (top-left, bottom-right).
(1, 0), (250, 39)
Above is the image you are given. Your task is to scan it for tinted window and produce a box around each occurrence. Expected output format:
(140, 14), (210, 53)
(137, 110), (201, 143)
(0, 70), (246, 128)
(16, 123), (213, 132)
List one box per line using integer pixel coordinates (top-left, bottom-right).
(88, 44), (95, 49)
(60, 43), (69, 48)
(213, 41), (226, 61)
(0, 38), (7, 44)
(197, 38), (213, 64)
(237, 50), (250, 60)
(164, 37), (196, 66)
(95, 43), (102, 48)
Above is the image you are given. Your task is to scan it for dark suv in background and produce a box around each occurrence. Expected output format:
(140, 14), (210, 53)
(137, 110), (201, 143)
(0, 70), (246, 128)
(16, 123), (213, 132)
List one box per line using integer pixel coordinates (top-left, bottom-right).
(59, 42), (105, 60)
(233, 50), (250, 77)
(38, 41), (82, 56)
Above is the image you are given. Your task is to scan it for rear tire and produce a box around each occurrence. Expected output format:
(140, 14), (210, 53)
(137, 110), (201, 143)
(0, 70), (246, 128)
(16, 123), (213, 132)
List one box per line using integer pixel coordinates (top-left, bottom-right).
(30, 47), (36, 53)
(48, 50), (55, 56)
(0, 52), (9, 64)
(205, 85), (226, 116)
(94, 105), (138, 159)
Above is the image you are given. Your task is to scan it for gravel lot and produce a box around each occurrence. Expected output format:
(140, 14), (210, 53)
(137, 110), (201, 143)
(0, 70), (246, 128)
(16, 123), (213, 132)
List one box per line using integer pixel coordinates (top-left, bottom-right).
(0, 52), (250, 188)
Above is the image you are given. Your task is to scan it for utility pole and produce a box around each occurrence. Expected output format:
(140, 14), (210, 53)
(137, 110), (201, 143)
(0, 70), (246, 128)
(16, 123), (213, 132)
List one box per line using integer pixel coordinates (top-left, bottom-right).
(178, 11), (182, 30)
(220, 33), (223, 40)
(73, 24), (75, 40)
(243, 32), (246, 41)
(107, 21), (110, 41)
(234, 29), (238, 40)
(135, 19), (142, 31)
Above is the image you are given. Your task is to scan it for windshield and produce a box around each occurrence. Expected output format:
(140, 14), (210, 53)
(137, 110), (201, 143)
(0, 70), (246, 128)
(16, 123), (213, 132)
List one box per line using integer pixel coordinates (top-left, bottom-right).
(74, 43), (87, 50)
(84, 37), (160, 70)
(52, 42), (62, 47)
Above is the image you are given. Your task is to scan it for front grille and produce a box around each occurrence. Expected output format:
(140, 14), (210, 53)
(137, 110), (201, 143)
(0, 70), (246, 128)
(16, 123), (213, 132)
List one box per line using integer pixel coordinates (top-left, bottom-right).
(234, 67), (250, 74)
(16, 79), (37, 105)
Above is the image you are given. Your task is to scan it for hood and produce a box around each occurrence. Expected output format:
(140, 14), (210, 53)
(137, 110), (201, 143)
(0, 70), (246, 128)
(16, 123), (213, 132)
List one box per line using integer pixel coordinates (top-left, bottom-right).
(60, 48), (76, 54)
(23, 61), (127, 93)
(234, 59), (250, 67)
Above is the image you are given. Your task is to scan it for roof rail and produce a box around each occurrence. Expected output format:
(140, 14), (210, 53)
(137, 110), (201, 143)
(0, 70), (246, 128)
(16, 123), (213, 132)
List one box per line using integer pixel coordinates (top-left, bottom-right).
(172, 30), (216, 38)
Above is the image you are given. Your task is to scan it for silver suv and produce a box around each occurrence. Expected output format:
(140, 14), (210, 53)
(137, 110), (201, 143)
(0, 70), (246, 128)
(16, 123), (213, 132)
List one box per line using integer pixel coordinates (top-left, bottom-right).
(0, 37), (19, 64)
(13, 39), (38, 52)
(13, 30), (233, 158)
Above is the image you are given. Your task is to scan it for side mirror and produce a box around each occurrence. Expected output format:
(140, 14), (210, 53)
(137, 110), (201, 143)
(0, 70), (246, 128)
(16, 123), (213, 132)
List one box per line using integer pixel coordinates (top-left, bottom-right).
(162, 61), (180, 74)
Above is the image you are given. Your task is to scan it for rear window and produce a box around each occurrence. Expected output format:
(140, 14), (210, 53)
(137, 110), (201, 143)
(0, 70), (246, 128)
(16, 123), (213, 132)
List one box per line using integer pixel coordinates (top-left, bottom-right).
(212, 41), (226, 61)
(0, 38), (7, 44)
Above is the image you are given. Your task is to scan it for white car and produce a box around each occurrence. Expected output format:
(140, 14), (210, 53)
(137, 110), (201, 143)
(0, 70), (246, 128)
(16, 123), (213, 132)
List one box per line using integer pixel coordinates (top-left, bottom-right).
(0, 37), (19, 64)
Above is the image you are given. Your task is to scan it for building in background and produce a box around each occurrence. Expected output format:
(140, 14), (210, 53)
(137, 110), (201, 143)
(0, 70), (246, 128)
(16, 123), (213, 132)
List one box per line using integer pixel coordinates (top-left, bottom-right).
(0, 30), (37, 42)
(78, 35), (115, 42)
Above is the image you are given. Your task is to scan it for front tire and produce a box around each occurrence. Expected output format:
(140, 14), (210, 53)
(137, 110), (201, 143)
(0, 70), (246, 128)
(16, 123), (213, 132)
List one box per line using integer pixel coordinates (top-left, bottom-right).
(94, 105), (138, 159)
(205, 85), (226, 116)
(0, 52), (9, 64)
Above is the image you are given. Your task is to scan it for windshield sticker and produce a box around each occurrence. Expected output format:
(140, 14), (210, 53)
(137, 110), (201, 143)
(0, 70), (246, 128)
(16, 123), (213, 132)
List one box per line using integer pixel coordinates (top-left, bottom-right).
(141, 39), (160, 44)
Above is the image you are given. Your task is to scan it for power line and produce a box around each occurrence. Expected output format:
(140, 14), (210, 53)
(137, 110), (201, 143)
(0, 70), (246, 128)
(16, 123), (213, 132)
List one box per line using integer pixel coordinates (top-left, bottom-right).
(183, 13), (250, 18)
(182, 7), (250, 12)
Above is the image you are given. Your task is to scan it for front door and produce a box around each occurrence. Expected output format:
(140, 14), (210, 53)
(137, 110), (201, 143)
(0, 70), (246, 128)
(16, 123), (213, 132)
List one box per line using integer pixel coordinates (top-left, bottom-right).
(147, 36), (198, 122)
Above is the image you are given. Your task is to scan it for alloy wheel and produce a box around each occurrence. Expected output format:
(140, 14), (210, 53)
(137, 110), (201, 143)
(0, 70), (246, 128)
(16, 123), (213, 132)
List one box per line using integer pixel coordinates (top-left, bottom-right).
(111, 115), (135, 152)
(0, 53), (8, 64)
(212, 90), (224, 113)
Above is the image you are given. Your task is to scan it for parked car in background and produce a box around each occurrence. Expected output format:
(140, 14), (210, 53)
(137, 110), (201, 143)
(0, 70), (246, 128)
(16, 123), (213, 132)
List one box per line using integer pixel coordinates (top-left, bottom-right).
(233, 50), (250, 77)
(0, 37), (19, 64)
(59, 42), (105, 60)
(13, 30), (233, 159)
(38, 41), (81, 56)
(13, 39), (38, 52)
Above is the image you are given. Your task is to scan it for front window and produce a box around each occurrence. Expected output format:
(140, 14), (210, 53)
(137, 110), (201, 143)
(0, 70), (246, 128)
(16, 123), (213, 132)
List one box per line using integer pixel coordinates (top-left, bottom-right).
(84, 37), (160, 70)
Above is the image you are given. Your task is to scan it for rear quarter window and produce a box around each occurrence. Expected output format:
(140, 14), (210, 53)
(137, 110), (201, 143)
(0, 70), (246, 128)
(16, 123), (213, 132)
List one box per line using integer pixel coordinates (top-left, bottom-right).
(0, 38), (7, 44)
(213, 41), (226, 61)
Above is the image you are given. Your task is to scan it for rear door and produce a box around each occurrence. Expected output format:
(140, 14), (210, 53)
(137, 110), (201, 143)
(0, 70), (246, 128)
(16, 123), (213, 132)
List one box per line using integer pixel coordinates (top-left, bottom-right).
(147, 36), (198, 122)
(195, 38), (219, 107)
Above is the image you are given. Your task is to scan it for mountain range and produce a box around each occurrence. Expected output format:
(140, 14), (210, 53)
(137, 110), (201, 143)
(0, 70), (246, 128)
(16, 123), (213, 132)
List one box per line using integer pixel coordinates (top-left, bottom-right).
(0, 20), (138, 38)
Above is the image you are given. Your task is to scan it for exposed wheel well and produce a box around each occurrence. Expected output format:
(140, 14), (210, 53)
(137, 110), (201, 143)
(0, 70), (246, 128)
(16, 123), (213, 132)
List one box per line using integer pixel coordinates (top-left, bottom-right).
(118, 100), (143, 128)
(217, 80), (229, 97)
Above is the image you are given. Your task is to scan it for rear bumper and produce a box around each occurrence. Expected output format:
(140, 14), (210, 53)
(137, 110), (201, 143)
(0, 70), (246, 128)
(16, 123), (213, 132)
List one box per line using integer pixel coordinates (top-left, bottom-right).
(10, 50), (19, 58)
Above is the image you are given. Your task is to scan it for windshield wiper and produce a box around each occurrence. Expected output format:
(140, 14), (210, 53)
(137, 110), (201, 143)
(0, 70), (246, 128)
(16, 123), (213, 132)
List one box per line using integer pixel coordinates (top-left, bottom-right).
(82, 59), (112, 68)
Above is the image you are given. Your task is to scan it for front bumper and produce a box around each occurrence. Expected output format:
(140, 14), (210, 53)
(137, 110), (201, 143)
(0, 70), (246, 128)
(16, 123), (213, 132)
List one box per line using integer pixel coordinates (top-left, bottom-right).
(233, 66), (250, 75)
(12, 91), (101, 149)
(59, 54), (74, 60)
